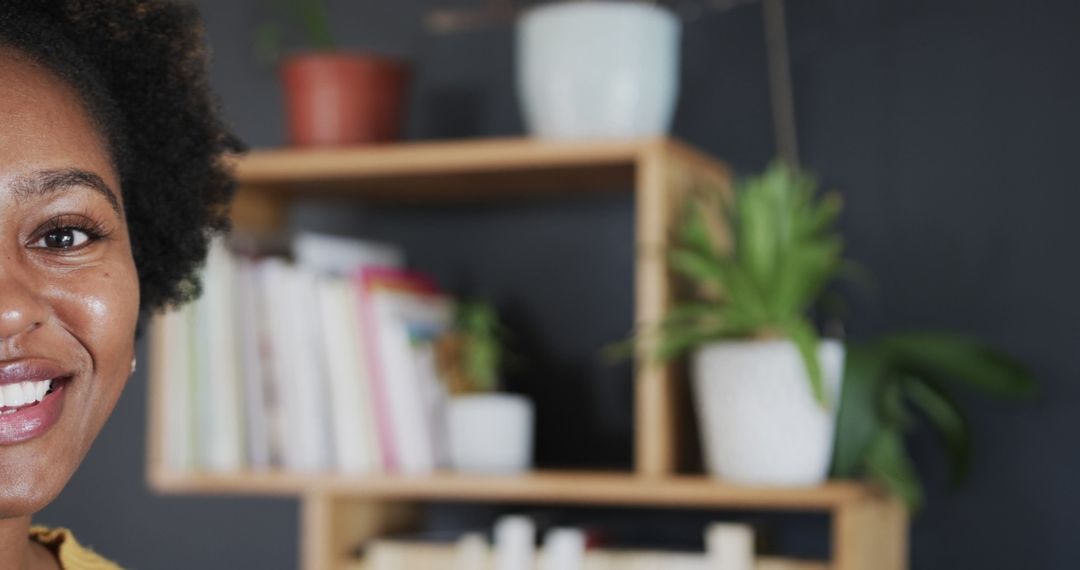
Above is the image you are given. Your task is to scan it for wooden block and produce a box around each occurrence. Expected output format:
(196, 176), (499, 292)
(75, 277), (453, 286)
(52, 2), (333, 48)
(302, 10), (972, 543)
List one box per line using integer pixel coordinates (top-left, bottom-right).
(301, 494), (418, 570)
(832, 495), (908, 570)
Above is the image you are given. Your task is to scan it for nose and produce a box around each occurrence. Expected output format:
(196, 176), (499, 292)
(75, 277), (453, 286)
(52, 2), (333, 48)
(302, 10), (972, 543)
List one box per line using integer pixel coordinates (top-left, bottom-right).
(0, 265), (47, 341)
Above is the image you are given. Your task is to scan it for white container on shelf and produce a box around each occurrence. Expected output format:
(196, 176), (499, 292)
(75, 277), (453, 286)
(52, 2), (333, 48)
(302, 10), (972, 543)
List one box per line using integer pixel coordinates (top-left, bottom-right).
(516, 1), (681, 139)
(542, 528), (586, 570)
(447, 393), (534, 474)
(692, 339), (845, 486)
(705, 523), (755, 570)
(494, 515), (537, 570)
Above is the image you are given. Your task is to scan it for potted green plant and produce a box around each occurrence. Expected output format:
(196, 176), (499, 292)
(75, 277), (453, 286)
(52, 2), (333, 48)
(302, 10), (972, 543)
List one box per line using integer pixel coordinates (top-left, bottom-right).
(643, 162), (1035, 496)
(436, 301), (534, 474)
(652, 163), (846, 485)
(260, 0), (410, 146)
(832, 333), (1034, 507)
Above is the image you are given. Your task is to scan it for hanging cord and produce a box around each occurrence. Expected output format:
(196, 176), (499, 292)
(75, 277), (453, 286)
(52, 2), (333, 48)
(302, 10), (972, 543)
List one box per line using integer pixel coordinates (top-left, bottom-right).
(762, 0), (800, 168)
(425, 0), (517, 34)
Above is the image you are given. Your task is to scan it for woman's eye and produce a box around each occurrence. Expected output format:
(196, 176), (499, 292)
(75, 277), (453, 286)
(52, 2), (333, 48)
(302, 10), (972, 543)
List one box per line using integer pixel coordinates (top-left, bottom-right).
(35, 228), (91, 249)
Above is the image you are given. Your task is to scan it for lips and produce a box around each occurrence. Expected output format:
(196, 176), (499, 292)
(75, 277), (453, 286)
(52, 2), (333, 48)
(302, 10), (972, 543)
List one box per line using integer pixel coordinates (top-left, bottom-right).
(0, 359), (70, 386)
(0, 359), (73, 445)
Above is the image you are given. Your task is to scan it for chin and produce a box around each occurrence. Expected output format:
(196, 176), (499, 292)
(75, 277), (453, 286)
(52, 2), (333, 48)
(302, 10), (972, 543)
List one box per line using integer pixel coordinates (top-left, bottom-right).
(0, 449), (72, 518)
(0, 373), (115, 519)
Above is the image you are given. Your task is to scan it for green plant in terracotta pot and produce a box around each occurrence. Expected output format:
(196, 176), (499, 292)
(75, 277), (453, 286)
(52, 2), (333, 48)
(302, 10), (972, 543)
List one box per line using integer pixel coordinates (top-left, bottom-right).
(259, 0), (410, 146)
(436, 301), (534, 474)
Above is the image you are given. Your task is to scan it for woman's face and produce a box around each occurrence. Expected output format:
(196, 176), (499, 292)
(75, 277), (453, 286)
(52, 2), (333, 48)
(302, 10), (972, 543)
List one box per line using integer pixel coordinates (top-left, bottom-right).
(0, 49), (140, 517)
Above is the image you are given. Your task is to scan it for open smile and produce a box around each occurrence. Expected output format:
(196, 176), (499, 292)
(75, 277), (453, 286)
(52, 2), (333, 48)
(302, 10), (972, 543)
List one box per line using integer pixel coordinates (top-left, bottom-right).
(0, 360), (75, 445)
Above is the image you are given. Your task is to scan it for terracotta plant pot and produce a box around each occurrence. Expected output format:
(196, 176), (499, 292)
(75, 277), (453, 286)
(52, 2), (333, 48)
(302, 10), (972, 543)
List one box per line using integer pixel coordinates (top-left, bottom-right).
(280, 53), (410, 147)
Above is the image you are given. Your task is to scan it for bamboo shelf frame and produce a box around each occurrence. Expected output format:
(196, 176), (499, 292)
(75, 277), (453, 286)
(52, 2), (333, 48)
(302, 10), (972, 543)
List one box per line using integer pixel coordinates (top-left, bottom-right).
(147, 137), (907, 570)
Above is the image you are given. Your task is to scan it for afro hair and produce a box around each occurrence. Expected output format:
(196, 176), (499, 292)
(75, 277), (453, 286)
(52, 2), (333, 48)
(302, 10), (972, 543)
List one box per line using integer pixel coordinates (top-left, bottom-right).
(0, 0), (241, 314)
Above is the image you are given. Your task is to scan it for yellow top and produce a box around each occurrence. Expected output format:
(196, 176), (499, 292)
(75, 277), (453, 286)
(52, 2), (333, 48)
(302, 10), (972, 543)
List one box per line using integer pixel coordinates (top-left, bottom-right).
(29, 527), (122, 570)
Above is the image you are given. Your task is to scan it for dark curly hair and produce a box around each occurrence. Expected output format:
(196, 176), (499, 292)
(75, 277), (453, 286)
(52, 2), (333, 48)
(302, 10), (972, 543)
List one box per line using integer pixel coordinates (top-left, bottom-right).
(0, 0), (241, 314)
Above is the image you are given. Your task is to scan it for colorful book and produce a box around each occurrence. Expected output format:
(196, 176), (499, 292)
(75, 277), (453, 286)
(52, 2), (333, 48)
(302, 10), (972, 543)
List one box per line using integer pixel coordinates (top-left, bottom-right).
(355, 268), (447, 474)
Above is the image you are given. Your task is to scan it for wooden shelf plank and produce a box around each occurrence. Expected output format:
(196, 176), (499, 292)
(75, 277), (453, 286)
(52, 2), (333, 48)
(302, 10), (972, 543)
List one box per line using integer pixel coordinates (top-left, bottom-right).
(235, 138), (649, 182)
(227, 137), (728, 203)
(149, 470), (879, 511)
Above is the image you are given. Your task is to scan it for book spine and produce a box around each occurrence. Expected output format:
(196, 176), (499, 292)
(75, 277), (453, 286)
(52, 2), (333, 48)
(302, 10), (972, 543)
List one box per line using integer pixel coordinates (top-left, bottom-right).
(259, 259), (302, 471)
(356, 274), (400, 472)
(288, 268), (333, 471)
(205, 240), (244, 472)
(373, 301), (432, 474)
(319, 277), (377, 474)
(236, 257), (270, 470)
(160, 304), (193, 472)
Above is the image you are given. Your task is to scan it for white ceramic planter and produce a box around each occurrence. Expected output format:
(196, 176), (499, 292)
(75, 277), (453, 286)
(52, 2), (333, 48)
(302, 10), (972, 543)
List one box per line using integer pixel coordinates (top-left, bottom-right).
(516, 1), (681, 139)
(692, 339), (845, 486)
(447, 394), (534, 474)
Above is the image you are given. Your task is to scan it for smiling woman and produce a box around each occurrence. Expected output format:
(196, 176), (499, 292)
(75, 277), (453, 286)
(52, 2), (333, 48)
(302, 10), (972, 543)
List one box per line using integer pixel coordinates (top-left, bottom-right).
(0, 1), (237, 568)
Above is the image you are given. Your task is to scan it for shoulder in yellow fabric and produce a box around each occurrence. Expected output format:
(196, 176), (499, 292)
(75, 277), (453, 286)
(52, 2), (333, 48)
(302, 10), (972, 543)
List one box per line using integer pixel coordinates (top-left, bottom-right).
(29, 527), (123, 570)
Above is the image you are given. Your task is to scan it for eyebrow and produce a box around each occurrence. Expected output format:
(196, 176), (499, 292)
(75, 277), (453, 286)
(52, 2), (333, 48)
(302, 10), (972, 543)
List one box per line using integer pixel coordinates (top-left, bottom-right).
(10, 168), (122, 216)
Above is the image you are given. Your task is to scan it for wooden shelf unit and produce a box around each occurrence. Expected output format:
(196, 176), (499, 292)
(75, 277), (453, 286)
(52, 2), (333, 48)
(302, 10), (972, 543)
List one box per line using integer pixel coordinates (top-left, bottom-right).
(147, 137), (907, 570)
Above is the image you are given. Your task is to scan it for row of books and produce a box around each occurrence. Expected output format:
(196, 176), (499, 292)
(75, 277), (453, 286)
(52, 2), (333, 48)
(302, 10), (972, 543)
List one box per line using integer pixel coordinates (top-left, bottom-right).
(156, 233), (458, 474)
(355, 517), (826, 570)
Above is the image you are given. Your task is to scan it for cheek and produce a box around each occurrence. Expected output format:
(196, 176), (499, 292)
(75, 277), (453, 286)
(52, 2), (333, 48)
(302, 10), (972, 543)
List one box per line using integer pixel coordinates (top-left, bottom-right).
(47, 262), (141, 378)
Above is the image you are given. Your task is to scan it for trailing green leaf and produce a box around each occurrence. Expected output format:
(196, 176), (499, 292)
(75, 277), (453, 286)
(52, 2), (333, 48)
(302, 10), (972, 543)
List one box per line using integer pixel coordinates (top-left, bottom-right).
(865, 428), (924, 509)
(832, 346), (887, 477)
(780, 317), (826, 406)
(903, 378), (971, 486)
(831, 333), (1034, 509)
(881, 333), (1035, 398)
(669, 247), (729, 285)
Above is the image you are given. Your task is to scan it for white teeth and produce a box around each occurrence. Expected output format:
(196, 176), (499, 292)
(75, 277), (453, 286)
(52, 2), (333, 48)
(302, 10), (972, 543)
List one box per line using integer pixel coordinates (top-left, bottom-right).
(0, 379), (53, 410)
(2, 383), (25, 407)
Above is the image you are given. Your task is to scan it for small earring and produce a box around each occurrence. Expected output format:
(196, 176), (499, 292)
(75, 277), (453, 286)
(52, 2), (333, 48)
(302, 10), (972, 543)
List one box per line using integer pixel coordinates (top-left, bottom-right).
(131, 357), (137, 375)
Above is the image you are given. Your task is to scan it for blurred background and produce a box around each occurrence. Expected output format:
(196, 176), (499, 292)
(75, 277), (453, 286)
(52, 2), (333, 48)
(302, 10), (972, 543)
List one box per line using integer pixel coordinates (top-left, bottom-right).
(37, 0), (1079, 568)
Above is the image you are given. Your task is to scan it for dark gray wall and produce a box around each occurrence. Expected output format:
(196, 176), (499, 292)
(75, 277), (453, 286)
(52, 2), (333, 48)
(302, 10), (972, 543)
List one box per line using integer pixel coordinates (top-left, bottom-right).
(39, 0), (1080, 568)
